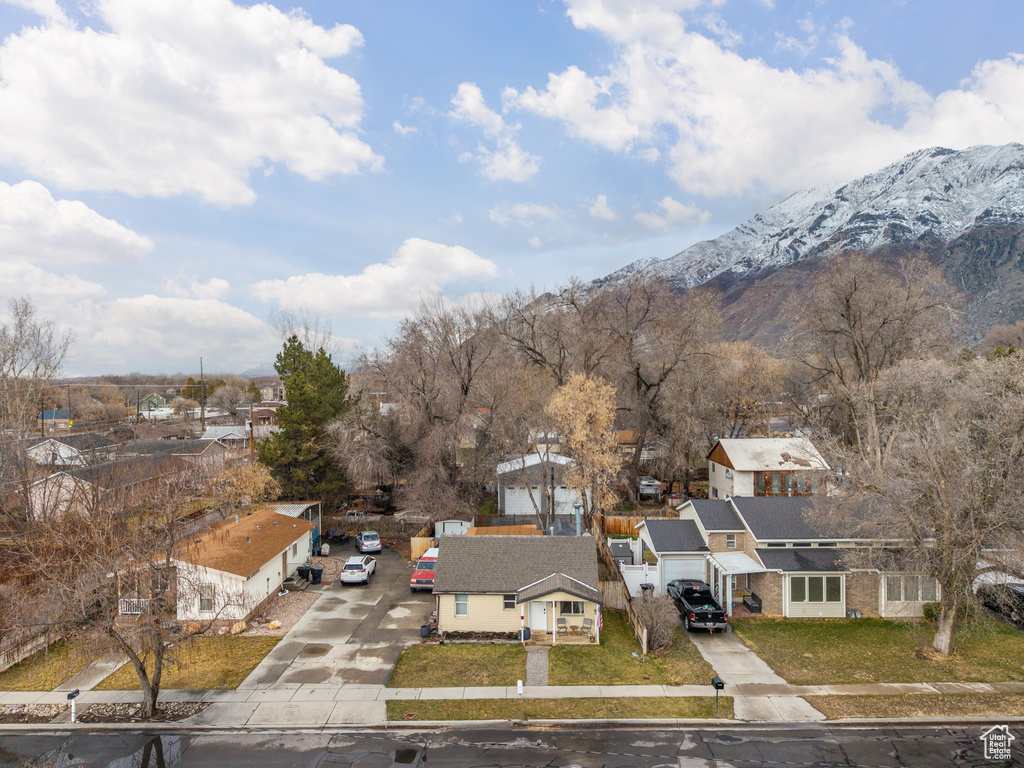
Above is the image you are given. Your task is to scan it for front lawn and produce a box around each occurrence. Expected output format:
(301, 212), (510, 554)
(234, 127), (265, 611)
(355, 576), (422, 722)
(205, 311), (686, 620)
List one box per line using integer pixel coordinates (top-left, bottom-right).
(387, 696), (730, 721)
(94, 636), (279, 690)
(548, 609), (715, 686)
(0, 640), (92, 691)
(732, 616), (1024, 685)
(805, 693), (1024, 720)
(387, 643), (527, 687)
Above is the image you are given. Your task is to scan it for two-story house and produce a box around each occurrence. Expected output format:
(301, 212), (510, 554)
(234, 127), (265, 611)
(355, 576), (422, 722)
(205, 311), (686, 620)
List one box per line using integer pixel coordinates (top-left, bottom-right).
(707, 437), (829, 499)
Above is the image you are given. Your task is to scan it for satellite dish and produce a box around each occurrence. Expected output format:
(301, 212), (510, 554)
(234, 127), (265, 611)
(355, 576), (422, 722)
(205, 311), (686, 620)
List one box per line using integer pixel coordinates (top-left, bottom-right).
(725, 469), (733, 479)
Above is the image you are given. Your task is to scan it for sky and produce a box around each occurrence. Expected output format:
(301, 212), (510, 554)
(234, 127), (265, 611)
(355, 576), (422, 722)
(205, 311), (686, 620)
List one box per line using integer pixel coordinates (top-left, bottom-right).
(1, 0), (1023, 375)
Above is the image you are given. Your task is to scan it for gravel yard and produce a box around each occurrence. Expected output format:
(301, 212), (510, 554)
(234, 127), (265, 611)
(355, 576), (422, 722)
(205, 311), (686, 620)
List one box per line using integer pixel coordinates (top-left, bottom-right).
(244, 590), (320, 637)
(0, 704), (64, 723)
(79, 702), (209, 723)
(312, 554), (344, 581)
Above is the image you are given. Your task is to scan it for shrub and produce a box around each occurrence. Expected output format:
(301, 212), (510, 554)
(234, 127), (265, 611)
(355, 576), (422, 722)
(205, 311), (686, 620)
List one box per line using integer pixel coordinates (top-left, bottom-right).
(922, 602), (941, 622)
(631, 593), (678, 651)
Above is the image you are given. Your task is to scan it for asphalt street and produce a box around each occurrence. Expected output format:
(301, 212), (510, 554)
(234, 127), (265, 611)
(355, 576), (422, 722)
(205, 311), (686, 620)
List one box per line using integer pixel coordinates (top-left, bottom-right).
(1, 725), (1019, 767)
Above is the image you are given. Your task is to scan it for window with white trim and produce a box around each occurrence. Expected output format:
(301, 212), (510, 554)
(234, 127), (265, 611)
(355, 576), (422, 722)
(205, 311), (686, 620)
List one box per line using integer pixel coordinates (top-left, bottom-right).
(503, 594), (516, 610)
(292, 542), (298, 557)
(885, 574), (939, 602)
(790, 575), (842, 603)
(726, 534), (736, 549)
(560, 601), (585, 615)
(199, 584), (215, 612)
(455, 594), (468, 615)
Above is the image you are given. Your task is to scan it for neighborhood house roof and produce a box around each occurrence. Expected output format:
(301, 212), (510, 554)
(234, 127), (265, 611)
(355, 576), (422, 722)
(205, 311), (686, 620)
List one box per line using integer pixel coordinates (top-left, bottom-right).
(124, 439), (225, 457)
(200, 426), (247, 441)
(496, 453), (574, 475)
(433, 536), (598, 597)
(517, 572), (600, 604)
(730, 497), (855, 541)
(685, 499), (744, 531)
(176, 507), (313, 578)
(712, 437), (830, 472)
(270, 502), (320, 518)
(640, 519), (709, 553)
(31, 433), (117, 452)
(756, 547), (848, 573)
(65, 455), (185, 490)
(39, 410), (71, 420)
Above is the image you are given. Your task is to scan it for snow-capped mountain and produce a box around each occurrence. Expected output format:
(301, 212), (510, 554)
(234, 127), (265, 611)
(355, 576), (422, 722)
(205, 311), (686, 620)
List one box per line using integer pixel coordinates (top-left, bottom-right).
(606, 143), (1024, 289)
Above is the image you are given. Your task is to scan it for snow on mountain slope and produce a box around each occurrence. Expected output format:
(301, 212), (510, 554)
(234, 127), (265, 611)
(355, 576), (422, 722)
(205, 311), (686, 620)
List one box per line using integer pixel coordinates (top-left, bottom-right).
(606, 143), (1024, 288)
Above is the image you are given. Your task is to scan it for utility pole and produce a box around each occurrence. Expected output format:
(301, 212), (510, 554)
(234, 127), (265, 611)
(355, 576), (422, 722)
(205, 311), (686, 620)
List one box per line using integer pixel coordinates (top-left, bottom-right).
(135, 389), (140, 440)
(248, 403), (254, 463)
(199, 357), (206, 433)
(40, 394), (44, 438)
(66, 385), (72, 431)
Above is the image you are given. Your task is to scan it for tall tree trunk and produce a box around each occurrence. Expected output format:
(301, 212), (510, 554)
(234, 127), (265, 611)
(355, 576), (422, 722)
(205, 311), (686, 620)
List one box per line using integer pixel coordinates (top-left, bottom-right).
(932, 603), (958, 656)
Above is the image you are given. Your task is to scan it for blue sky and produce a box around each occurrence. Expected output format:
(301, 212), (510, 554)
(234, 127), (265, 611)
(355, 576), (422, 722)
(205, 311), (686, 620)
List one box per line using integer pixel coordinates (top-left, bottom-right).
(1, 0), (1023, 374)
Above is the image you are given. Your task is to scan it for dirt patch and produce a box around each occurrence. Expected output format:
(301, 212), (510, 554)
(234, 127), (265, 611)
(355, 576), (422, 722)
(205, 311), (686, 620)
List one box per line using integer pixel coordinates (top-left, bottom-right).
(78, 702), (209, 723)
(0, 704), (64, 723)
(311, 554), (344, 581)
(244, 590), (320, 637)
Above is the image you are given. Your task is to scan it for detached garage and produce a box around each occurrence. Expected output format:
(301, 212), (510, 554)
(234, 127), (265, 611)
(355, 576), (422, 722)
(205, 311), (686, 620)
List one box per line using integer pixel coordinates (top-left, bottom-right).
(635, 519), (709, 593)
(496, 453), (589, 517)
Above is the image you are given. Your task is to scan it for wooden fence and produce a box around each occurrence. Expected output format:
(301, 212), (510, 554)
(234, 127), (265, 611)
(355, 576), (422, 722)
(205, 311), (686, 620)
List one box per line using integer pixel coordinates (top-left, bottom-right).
(0, 628), (53, 674)
(409, 520), (435, 560)
(599, 580), (629, 610)
(595, 508), (676, 536)
(591, 518), (649, 654)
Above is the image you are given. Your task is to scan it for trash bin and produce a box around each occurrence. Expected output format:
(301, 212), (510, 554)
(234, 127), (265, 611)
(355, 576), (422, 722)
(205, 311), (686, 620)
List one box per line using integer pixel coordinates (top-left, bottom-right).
(521, 626), (531, 641)
(310, 566), (324, 584)
(420, 624), (431, 638)
(296, 565), (311, 581)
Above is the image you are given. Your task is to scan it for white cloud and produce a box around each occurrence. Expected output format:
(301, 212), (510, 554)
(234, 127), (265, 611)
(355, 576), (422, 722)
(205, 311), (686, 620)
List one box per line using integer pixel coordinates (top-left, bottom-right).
(588, 194), (617, 221)
(528, 236), (542, 248)
(634, 196), (711, 229)
(0, 0), (382, 206)
(251, 237), (499, 319)
(500, 0), (1024, 198)
(393, 120), (418, 136)
(488, 202), (563, 227)
(1, 0), (68, 23)
(639, 147), (660, 162)
(450, 82), (541, 182)
(0, 261), (106, 308)
(0, 180), (154, 264)
(161, 274), (231, 300)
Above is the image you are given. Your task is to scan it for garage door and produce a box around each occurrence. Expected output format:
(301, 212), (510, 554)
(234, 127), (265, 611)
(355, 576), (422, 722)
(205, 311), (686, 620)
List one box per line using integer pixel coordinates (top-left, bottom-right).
(661, 556), (706, 590)
(503, 487), (539, 517)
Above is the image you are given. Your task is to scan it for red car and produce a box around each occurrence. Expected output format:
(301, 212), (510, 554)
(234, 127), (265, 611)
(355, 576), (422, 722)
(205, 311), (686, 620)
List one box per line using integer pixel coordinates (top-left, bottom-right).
(410, 548), (438, 592)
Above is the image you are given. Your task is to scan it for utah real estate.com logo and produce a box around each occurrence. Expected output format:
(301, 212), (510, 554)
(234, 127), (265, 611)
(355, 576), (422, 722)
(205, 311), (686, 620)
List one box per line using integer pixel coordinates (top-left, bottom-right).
(980, 725), (1014, 762)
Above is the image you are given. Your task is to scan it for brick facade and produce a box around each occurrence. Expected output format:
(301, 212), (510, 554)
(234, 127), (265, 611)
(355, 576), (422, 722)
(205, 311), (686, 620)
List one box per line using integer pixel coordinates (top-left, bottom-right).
(707, 532), (748, 553)
(749, 571), (784, 615)
(845, 571), (880, 617)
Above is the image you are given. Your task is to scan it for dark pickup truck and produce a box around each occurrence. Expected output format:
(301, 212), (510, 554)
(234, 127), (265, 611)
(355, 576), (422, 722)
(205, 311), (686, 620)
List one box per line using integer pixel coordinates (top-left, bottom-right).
(666, 579), (729, 633)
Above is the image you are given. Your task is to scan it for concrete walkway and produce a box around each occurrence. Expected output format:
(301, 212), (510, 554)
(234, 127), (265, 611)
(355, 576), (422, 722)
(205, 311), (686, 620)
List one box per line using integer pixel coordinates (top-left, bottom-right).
(3, 680), (1023, 726)
(55, 653), (128, 692)
(525, 647), (549, 686)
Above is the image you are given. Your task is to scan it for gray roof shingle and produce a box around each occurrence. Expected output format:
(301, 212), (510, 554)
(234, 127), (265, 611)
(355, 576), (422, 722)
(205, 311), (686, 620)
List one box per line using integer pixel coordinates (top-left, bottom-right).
(687, 499), (743, 531)
(434, 536), (598, 595)
(756, 547), (848, 572)
(731, 497), (858, 541)
(516, 573), (600, 604)
(642, 519), (708, 553)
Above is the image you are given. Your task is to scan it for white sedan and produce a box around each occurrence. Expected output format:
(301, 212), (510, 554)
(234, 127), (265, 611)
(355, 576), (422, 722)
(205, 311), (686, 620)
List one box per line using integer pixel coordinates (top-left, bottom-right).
(339, 555), (377, 585)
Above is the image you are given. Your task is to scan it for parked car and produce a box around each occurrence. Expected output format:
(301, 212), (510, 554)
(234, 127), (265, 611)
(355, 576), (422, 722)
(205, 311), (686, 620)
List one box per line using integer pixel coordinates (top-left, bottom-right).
(410, 547), (439, 592)
(355, 530), (382, 553)
(667, 579), (729, 633)
(339, 555), (376, 585)
(979, 583), (1024, 627)
(344, 509), (367, 520)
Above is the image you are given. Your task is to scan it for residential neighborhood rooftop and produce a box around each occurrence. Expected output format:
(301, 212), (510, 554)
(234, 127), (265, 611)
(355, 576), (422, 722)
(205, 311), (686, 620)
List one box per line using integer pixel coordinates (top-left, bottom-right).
(730, 496), (840, 541)
(640, 519), (709, 553)
(711, 437), (830, 472)
(433, 535), (598, 595)
(685, 499), (744, 531)
(30, 433), (117, 451)
(757, 547), (847, 573)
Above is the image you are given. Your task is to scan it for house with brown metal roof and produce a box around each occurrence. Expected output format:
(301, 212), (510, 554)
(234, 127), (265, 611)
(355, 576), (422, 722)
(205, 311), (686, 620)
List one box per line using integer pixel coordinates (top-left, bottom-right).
(433, 536), (601, 643)
(118, 507), (314, 630)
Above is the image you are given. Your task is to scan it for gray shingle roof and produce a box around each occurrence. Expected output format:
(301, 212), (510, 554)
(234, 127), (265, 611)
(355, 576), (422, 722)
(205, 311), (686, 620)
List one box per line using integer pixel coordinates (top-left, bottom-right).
(756, 547), (848, 572)
(516, 573), (600, 604)
(434, 536), (598, 595)
(687, 499), (743, 531)
(731, 497), (845, 541)
(642, 519), (708, 553)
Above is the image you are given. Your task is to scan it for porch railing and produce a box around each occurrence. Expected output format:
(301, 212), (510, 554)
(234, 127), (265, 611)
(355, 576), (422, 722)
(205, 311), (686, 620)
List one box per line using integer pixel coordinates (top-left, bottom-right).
(119, 597), (150, 615)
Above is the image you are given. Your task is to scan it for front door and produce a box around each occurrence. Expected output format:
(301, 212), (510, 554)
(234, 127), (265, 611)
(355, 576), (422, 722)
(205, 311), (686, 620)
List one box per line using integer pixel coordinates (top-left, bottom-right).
(528, 601), (547, 632)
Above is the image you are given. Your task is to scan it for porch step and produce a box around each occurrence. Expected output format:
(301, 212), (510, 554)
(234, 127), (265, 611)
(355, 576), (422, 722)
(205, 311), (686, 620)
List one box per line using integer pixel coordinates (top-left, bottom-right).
(288, 578), (310, 592)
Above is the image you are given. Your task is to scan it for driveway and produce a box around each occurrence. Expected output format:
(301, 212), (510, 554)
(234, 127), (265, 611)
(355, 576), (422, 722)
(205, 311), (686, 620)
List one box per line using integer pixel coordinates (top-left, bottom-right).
(241, 547), (433, 688)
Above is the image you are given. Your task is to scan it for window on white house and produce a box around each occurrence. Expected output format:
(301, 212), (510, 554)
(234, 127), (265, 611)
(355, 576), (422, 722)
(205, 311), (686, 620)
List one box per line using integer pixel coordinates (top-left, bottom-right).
(712, 487), (719, 498)
(826, 576), (842, 602)
(790, 575), (842, 604)
(455, 594), (468, 616)
(767, 542), (786, 548)
(710, 462), (716, 474)
(808, 576), (824, 602)
(817, 542), (836, 547)
(560, 601), (585, 615)
(886, 575), (903, 601)
(791, 577), (806, 602)
(921, 578), (938, 602)
(292, 542), (298, 557)
(726, 534), (736, 549)
(793, 542), (812, 547)
(199, 584), (214, 612)
(503, 594), (516, 610)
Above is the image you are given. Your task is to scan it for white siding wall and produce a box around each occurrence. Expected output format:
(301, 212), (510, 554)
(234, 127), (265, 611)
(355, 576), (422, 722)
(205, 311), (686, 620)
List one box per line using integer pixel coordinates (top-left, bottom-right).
(784, 573), (846, 618)
(732, 471), (755, 497)
(437, 592), (597, 634)
(708, 461), (732, 499)
(284, 529), (313, 576)
(175, 563), (249, 622)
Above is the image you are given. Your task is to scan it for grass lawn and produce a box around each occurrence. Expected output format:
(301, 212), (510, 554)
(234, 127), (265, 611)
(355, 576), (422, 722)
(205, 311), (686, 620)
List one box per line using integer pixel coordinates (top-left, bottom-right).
(388, 643), (527, 687)
(0, 640), (93, 691)
(387, 696), (731, 721)
(94, 636), (279, 690)
(805, 693), (1024, 720)
(732, 616), (1024, 685)
(548, 610), (715, 686)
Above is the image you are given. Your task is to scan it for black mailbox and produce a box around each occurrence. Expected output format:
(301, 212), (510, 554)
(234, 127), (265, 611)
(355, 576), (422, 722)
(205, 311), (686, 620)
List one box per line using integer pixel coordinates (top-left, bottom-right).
(66, 689), (80, 700)
(711, 676), (725, 690)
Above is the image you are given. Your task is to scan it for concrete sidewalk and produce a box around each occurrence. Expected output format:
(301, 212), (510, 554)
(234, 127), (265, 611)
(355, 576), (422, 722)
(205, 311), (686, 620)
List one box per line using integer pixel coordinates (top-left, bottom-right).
(3, 679), (1023, 726)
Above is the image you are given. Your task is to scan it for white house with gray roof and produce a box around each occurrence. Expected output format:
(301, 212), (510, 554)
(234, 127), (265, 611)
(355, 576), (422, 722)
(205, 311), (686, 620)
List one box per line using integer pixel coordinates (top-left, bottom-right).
(433, 536), (601, 642)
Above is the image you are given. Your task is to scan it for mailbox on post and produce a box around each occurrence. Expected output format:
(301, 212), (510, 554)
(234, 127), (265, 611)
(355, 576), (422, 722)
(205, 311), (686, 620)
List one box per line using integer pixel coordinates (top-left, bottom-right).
(67, 688), (80, 723)
(711, 676), (725, 716)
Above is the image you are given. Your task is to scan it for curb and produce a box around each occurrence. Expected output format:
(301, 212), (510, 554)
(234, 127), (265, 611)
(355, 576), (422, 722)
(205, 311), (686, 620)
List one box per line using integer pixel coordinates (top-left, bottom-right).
(2, 716), (1024, 733)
